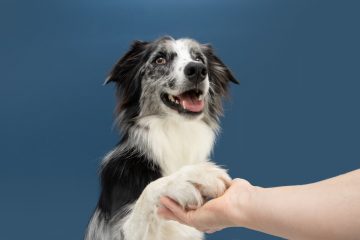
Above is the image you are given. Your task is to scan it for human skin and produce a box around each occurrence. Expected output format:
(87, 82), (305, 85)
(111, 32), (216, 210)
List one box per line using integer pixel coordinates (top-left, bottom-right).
(158, 170), (360, 239)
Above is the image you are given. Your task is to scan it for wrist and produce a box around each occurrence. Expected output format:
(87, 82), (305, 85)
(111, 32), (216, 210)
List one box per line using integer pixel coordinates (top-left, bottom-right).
(238, 185), (263, 228)
(228, 179), (262, 228)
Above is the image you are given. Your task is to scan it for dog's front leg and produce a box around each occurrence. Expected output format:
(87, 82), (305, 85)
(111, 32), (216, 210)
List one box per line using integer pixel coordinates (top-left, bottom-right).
(121, 162), (231, 240)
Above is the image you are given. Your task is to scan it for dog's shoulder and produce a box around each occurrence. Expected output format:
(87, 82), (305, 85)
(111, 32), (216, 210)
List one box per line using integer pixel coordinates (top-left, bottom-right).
(98, 146), (162, 220)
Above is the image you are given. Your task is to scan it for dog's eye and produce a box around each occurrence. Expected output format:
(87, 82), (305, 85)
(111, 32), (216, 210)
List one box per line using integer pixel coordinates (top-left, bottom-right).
(195, 57), (203, 62)
(155, 57), (167, 65)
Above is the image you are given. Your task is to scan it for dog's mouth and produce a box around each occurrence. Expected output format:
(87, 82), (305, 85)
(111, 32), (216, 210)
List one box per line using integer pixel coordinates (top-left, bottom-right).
(161, 89), (205, 114)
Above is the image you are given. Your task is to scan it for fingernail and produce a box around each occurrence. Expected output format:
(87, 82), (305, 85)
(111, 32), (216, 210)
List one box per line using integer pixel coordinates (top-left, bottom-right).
(187, 204), (197, 209)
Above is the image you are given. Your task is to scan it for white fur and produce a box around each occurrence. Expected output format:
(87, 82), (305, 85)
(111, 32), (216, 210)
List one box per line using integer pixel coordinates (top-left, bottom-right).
(133, 115), (215, 175)
(88, 37), (232, 240)
(172, 39), (198, 85)
(112, 113), (230, 240)
(122, 162), (230, 240)
(168, 39), (210, 98)
(115, 40), (228, 239)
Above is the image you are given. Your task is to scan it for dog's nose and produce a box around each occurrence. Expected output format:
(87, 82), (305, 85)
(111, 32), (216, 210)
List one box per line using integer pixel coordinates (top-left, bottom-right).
(184, 62), (207, 84)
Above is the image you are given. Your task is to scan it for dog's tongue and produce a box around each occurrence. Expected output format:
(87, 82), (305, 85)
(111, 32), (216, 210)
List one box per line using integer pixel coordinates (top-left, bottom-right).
(178, 92), (204, 112)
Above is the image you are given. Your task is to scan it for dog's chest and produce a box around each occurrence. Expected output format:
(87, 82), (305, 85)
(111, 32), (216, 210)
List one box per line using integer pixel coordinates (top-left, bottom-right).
(139, 117), (215, 175)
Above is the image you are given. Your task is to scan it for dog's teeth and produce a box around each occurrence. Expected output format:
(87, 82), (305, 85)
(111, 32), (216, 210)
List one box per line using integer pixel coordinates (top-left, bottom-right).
(175, 99), (179, 104)
(168, 95), (175, 102)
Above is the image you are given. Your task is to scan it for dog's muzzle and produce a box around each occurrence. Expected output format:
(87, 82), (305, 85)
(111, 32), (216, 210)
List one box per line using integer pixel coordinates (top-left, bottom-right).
(184, 62), (207, 84)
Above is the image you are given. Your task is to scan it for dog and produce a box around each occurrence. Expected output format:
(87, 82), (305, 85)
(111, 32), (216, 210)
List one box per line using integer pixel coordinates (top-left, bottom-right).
(85, 36), (239, 240)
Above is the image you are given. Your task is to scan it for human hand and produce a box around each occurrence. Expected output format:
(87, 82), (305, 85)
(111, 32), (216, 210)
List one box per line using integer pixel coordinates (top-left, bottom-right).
(158, 178), (255, 234)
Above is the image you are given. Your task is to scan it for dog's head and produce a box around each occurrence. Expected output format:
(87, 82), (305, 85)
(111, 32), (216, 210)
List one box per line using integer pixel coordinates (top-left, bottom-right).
(106, 36), (238, 130)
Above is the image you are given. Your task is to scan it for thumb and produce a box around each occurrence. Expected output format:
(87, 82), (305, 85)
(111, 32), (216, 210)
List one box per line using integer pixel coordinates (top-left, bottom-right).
(159, 197), (195, 224)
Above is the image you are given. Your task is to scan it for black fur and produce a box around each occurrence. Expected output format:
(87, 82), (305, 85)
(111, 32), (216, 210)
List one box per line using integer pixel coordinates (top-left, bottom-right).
(105, 41), (149, 131)
(86, 37), (238, 240)
(202, 45), (239, 122)
(98, 144), (161, 221)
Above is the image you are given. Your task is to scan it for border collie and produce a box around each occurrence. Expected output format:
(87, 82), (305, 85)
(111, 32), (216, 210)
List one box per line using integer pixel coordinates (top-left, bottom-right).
(85, 36), (239, 240)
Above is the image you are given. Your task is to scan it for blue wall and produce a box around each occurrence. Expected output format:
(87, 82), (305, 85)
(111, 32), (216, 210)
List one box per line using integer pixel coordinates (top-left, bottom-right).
(0, 0), (359, 239)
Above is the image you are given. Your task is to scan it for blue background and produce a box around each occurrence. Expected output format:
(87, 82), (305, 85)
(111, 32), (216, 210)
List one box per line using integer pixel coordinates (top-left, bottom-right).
(1, 0), (359, 239)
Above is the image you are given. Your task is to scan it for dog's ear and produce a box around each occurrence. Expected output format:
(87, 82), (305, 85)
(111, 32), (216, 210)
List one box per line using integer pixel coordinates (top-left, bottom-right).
(202, 44), (239, 95)
(104, 40), (149, 85)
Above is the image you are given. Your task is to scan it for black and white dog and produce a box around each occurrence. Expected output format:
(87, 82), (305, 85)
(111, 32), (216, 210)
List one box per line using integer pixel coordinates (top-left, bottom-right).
(85, 36), (238, 240)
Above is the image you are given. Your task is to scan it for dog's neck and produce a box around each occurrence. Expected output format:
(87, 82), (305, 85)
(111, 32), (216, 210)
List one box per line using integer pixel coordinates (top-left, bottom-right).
(130, 115), (217, 175)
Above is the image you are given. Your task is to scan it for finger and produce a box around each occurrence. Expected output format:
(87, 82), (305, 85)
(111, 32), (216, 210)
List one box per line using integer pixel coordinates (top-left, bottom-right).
(187, 204), (199, 210)
(158, 197), (188, 224)
(159, 197), (192, 224)
(158, 206), (178, 220)
(205, 228), (221, 234)
(157, 206), (185, 224)
(220, 174), (232, 188)
(157, 206), (172, 218)
(232, 178), (250, 185)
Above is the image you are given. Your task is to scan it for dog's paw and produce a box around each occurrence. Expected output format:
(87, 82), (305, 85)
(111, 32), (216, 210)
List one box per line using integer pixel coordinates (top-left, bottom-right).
(154, 162), (231, 209)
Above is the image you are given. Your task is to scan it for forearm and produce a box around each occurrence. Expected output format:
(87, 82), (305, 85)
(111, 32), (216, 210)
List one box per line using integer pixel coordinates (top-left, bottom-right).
(241, 170), (360, 239)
